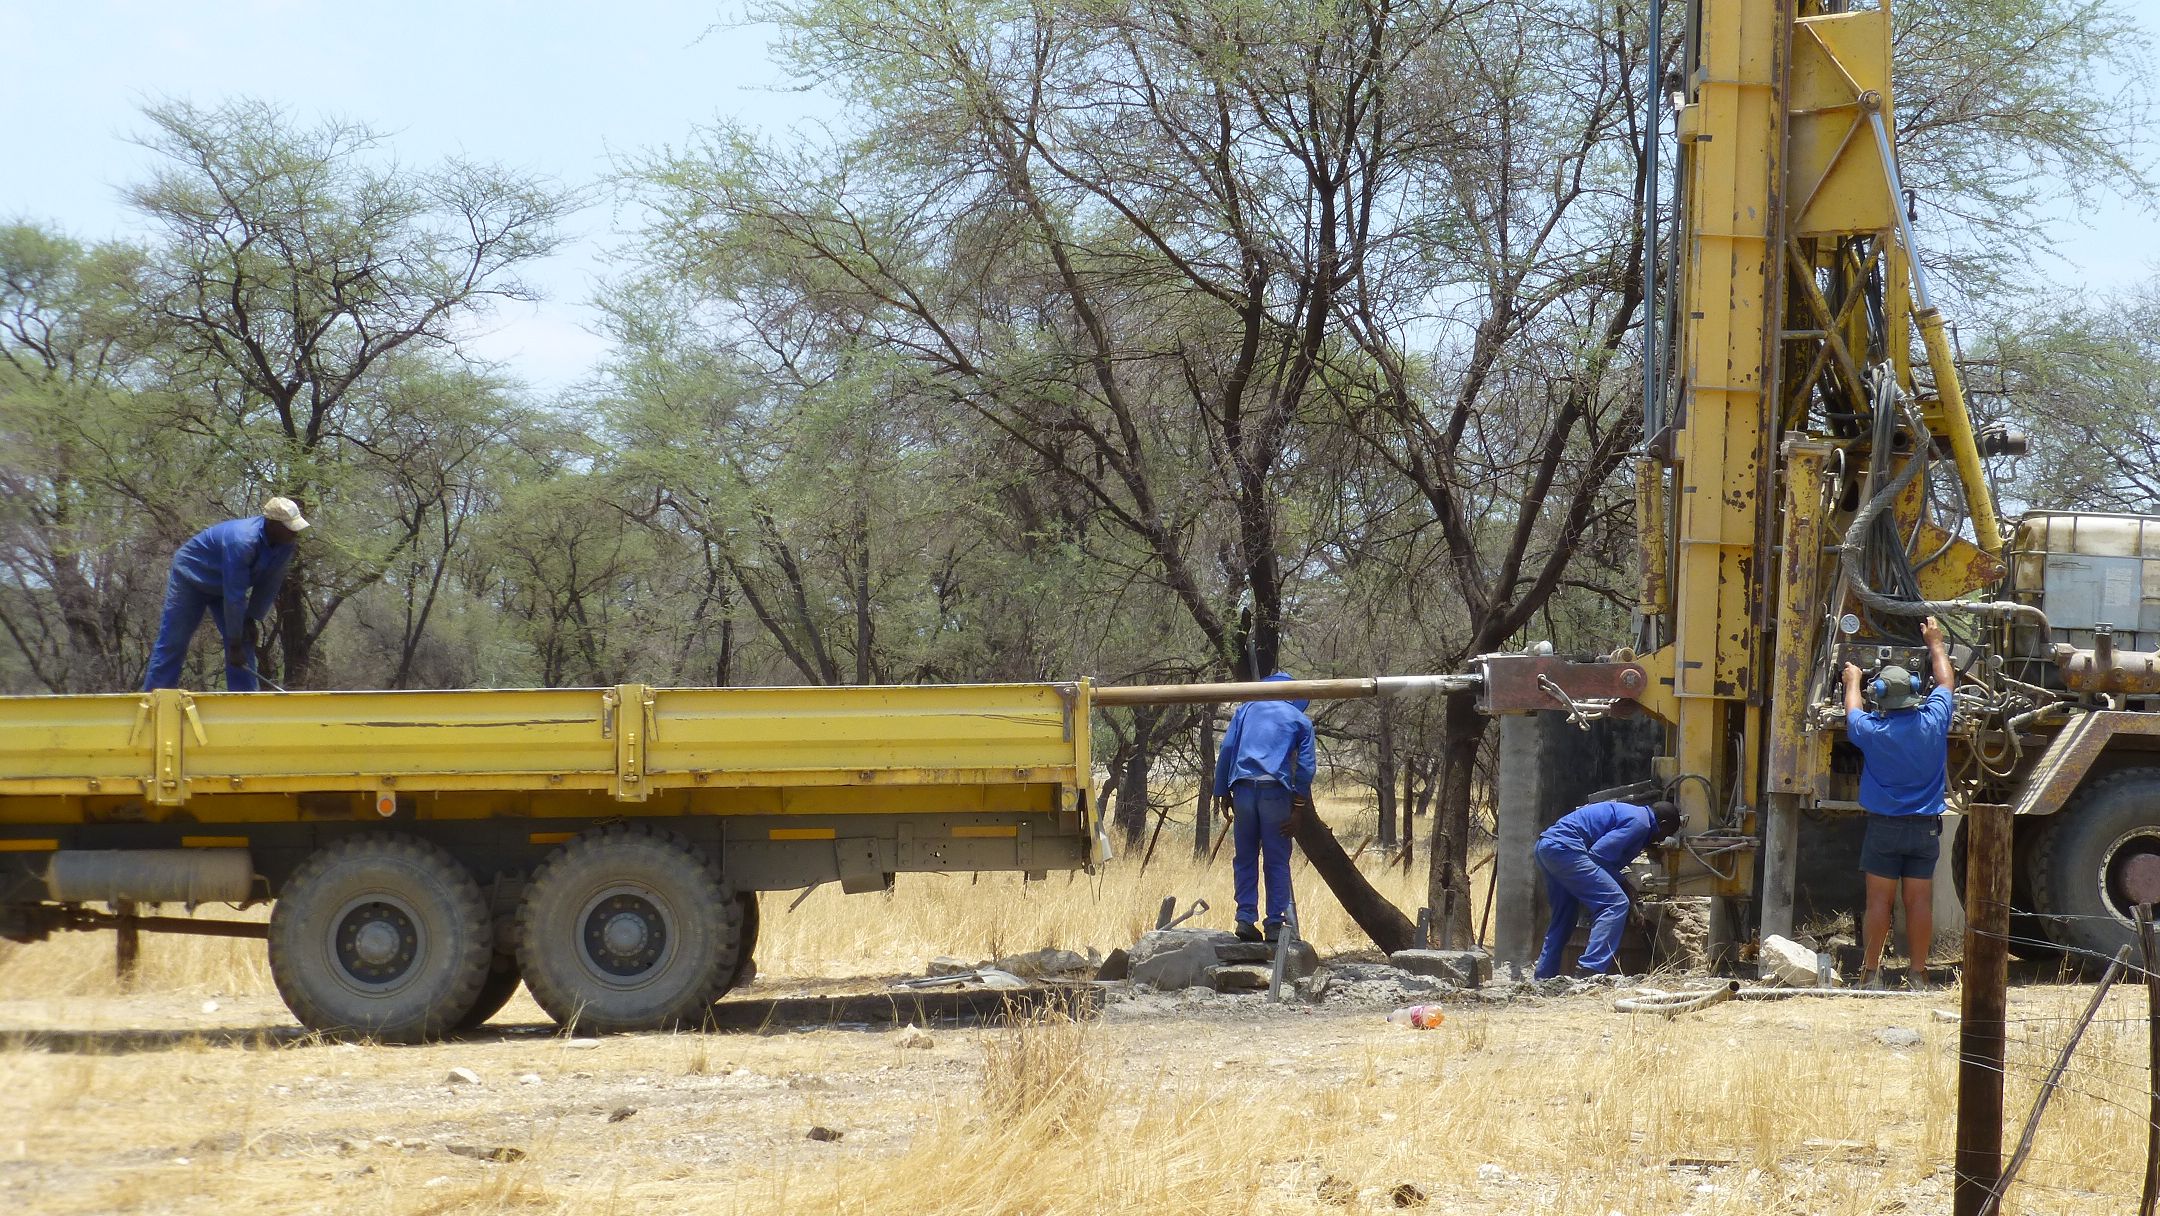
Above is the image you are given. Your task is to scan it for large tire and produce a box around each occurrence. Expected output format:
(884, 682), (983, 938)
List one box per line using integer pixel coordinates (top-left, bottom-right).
(1951, 817), (2059, 961)
(457, 952), (524, 1029)
(269, 835), (493, 1043)
(516, 826), (742, 1033)
(724, 892), (760, 994)
(2031, 768), (2160, 961)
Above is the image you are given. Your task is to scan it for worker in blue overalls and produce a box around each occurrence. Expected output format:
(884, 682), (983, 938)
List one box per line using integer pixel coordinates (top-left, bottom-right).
(1212, 672), (1316, 943)
(142, 497), (309, 692)
(1533, 798), (1681, 979)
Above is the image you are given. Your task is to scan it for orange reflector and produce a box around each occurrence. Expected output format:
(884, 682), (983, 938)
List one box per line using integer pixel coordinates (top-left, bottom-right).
(768, 827), (836, 841)
(952, 826), (1019, 839)
(180, 836), (249, 848)
(0, 839), (59, 852)
(528, 832), (574, 845)
(375, 793), (397, 817)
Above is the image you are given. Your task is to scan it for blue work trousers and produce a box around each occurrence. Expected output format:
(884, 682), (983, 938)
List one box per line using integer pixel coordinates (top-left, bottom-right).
(143, 571), (258, 692)
(1231, 782), (1294, 928)
(1533, 839), (1631, 978)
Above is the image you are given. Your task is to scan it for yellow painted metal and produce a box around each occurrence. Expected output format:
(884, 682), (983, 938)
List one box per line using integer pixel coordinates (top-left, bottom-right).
(1654, 0), (1786, 880)
(1917, 309), (2004, 556)
(769, 827), (838, 841)
(180, 836), (249, 848)
(0, 839), (59, 852)
(1766, 439), (1834, 796)
(0, 681), (1099, 859)
(952, 825), (1019, 839)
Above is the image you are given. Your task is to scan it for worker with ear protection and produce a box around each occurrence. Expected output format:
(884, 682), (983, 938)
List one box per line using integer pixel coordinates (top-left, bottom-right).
(1842, 615), (1955, 991)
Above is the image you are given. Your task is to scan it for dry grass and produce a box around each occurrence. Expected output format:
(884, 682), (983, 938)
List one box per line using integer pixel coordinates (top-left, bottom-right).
(0, 789), (2150, 1214)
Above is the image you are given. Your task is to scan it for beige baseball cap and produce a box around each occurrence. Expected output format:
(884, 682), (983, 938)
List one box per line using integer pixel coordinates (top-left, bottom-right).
(262, 496), (311, 532)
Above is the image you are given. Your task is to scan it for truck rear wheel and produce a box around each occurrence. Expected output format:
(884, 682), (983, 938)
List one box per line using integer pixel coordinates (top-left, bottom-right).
(458, 952), (523, 1029)
(516, 826), (741, 1033)
(2032, 768), (2160, 961)
(268, 835), (493, 1043)
(724, 893), (759, 994)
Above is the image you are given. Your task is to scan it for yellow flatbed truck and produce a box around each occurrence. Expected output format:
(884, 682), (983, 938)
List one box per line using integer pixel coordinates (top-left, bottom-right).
(0, 681), (1102, 1039)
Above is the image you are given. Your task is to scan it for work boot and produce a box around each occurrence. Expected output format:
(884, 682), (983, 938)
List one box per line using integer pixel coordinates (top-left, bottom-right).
(1263, 921), (1283, 944)
(1235, 922), (1264, 943)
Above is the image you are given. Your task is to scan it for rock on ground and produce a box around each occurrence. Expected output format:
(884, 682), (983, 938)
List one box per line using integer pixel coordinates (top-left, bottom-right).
(993, 947), (1092, 977)
(925, 956), (982, 977)
(895, 1025), (935, 1049)
(1207, 964), (1272, 992)
(1128, 929), (1233, 991)
(1760, 935), (1833, 988)
(1388, 949), (1491, 988)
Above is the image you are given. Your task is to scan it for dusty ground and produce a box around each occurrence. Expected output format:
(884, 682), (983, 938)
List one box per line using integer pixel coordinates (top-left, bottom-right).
(1, 969), (2151, 1215)
(0, 817), (2150, 1215)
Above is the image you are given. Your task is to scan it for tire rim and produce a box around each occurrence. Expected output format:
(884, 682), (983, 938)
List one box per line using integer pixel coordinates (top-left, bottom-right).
(2098, 825), (2160, 925)
(327, 891), (428, 996)
(575, 884), (678, 990)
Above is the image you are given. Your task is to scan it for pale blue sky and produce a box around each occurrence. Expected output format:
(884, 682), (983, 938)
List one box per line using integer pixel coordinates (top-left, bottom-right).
(5, 0), (2154, 393)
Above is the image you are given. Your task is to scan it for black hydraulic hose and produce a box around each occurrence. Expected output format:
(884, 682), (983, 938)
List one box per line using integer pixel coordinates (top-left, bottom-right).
(1839, 384), (2048, 632)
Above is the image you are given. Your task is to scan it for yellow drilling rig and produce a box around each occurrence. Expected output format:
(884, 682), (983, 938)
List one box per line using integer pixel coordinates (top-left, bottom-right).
(1477, 0), (2158, 966)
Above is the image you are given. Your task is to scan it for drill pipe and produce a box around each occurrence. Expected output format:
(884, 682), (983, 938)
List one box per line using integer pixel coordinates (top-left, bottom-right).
(1091, 674), (1480, 707)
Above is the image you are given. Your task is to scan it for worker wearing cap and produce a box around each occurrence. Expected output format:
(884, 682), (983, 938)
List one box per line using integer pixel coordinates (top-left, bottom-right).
(1842, 615), (1955, 991)
(1212, 671), (1316, 943)
(142, 497), (310, 692)
(1533, 798), (1681, 979)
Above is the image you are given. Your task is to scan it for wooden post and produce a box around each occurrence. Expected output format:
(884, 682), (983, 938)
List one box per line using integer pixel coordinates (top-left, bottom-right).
(2137, 903), (2158, 1216)
(1195, 712), (1216, 858)
(114, 899), (140, 988)
(1955, 802), (2011, 1216)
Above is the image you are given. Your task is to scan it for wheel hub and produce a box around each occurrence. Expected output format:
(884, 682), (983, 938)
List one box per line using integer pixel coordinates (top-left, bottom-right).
(2112, 843), (2160, 911)
(583, 893), (666, 977)
(335, 900), (420, 985)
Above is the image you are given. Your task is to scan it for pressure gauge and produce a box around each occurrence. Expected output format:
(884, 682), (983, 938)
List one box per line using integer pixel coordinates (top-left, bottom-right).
(1839, 613), (1860, 635)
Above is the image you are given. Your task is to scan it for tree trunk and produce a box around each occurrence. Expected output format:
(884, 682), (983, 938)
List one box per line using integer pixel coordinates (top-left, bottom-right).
(1400, 754), (1418, 871)
(275, 563), (311, 688)
(1111, 707), (1164, 849)
(1294, 802), (1416, 953)
(1376, 698), (1397, 849)
(1194, 711), (1216, 857)
(1425, 691), (1486, 947)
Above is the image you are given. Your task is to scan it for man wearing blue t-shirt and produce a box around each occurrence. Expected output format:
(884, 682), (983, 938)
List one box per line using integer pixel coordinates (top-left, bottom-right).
(1842, 615), (1956, 991)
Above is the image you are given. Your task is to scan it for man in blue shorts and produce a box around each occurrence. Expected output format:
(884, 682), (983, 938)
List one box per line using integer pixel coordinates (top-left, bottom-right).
(1842, 615), (1955, 991)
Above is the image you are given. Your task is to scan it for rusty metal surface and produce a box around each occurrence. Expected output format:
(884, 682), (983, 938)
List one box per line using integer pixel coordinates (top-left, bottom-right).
(2010, 711), (2160, 818)
(2050, 644), (2160, 695)
(1475, 656), (1650, 716)
(1767, 440), (1833, 795)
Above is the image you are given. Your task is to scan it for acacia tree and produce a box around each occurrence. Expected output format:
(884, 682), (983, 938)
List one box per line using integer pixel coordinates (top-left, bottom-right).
(0, 226), (179, 691)
(127, 98), (573, 686)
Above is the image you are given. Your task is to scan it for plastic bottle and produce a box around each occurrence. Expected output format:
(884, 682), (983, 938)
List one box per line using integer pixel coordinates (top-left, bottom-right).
(1386, 1004), (1445, 1029)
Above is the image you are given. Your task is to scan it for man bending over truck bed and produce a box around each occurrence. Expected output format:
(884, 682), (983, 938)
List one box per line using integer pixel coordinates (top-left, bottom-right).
(1842, 615), (1955, 992)
(142, 497), (308, 692)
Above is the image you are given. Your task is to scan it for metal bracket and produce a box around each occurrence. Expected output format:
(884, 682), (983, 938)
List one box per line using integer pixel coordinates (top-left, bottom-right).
(1476, 655), (1649, 716)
